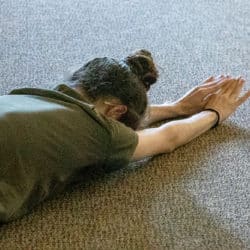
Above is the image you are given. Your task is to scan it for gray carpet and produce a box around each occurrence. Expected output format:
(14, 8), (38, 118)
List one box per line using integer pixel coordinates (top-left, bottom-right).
(0, 0), (249, 249)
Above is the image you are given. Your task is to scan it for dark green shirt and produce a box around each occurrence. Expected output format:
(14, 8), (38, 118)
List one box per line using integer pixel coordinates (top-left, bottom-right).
(0, 84), (138, 223)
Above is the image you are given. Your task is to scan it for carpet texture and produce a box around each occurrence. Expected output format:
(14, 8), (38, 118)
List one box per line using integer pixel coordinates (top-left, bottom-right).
(0, 0), (249, 249)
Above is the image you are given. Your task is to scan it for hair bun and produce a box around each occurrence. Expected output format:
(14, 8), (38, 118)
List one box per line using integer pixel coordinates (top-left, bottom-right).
(124, 49), (158, 91)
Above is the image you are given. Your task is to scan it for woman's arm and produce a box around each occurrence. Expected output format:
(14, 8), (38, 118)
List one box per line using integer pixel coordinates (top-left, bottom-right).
(133, 110), (218, 160)
(143, 103), (184, 125)
(133, 77), (249, 161)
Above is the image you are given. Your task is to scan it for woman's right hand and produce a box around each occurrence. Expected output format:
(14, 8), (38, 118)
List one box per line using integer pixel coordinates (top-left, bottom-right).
(205, 77), (250, 124)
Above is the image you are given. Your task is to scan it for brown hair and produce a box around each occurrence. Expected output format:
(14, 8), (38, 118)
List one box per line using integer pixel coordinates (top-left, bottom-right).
(68, 50), (158, 129)
(123, 49), (159, 91)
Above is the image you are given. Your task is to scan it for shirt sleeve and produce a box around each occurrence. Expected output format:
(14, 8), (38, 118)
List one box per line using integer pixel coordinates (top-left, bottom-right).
(103, 119), (138, 173)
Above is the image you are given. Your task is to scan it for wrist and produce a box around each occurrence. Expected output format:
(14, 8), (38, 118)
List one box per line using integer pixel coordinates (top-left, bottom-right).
(171, 101), (188, 116)
(202, 109), (220, 128)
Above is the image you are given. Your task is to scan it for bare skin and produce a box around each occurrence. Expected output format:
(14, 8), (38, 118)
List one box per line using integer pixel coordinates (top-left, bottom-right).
(205, 77), (249, 123)
(132, 76), (250, 160)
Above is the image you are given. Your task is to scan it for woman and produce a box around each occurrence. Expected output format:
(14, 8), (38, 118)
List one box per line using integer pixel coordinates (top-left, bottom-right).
(0, 50), (249, 223)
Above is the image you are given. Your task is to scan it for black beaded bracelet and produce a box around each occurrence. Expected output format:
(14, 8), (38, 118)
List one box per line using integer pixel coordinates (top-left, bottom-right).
(204, 108), (220, 129)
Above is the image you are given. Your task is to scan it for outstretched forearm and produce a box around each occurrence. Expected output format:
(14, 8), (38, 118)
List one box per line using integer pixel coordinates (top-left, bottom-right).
(142, 103), (185, 127)
(132, 110), (218, 161)
(161, 110), (218, 152)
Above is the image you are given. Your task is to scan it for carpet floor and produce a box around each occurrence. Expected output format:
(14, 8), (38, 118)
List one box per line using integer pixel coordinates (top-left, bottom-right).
(0, 0), (249, 249)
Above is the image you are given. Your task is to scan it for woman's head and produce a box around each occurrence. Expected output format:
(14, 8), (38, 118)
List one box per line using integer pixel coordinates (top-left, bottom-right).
(68, 50), (158, 129)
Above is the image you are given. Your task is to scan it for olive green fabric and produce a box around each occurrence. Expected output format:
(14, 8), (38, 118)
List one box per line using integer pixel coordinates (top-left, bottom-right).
(0, 85), (138, 223)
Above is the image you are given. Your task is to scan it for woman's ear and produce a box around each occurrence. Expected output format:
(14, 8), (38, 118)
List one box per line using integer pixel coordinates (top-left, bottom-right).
(107, 105), (127, 120)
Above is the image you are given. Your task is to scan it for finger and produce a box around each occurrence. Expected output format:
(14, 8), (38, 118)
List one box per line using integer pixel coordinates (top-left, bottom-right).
(227, 77), (244, 97)
(202, 75), (231, 86)
(201, 77), (233, 92)
(215, 74), (229, 80)
(230, 78), (245, 98)
(195, 76), (232, 96)
(202, 82), (230, 100)
(216, 74), (225, 80)
(237, 90), (250, 106)
(209, 77), (234, 89)
(215, 75), (226, 80)
(201, 82), (226, 96)
(203, 76), (214, 84)
(202, 75), (226, 85)
(203, 76), (221, 85)
(220, 79), (237, 94)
